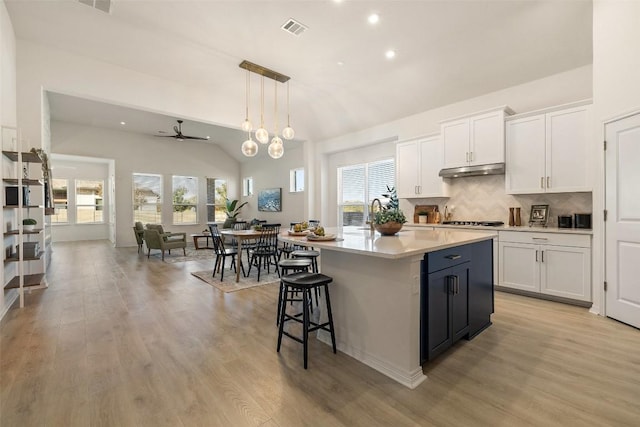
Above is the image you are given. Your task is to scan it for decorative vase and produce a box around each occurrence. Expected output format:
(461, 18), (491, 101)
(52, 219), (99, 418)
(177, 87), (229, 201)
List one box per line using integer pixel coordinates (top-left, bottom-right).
(508, 207), (515, 226)
(374, 221), (403, 236)
(515, 207), (522, 226)
(23, 225), (35, 232)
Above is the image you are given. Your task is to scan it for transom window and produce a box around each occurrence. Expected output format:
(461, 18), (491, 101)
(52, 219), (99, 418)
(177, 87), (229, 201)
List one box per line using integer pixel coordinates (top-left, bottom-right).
(290, 168), (304, 192)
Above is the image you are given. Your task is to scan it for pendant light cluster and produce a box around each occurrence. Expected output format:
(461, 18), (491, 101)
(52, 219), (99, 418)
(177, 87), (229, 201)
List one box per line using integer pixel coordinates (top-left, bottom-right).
(239, 60), (294, 158)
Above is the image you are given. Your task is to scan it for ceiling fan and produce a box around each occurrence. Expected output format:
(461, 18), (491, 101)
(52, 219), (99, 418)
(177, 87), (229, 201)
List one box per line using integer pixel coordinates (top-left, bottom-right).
(156, 120), (210, 141)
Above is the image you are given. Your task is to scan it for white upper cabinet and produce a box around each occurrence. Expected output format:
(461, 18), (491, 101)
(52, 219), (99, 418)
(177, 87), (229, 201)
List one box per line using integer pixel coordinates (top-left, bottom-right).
(396, 135), (449, 199)
(441, 107), (513, 169)
(506, 101), (592, 194)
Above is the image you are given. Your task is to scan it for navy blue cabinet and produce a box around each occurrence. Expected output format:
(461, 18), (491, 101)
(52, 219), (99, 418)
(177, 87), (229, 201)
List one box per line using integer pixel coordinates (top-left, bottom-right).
(421, 239), (493, 363)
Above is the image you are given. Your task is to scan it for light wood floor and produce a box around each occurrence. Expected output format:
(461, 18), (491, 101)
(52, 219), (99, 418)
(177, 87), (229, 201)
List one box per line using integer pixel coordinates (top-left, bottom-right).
(1, 240), (639, 427)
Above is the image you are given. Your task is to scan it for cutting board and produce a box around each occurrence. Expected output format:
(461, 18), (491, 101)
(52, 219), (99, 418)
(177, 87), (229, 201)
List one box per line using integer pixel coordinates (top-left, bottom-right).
(413, 205), (440, 224)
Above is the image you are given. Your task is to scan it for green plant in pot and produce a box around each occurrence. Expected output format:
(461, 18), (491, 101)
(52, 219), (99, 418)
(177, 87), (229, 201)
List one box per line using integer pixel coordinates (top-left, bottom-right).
(373, 186), (407, 235)
(22, 218), (37, 232)
(223, 198), (248, 229)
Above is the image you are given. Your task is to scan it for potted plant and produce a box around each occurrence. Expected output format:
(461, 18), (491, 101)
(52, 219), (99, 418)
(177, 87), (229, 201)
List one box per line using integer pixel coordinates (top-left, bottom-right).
(22, 218), (37, 232)
(373, 186), (407, 235)
(223, 198), (248, 229)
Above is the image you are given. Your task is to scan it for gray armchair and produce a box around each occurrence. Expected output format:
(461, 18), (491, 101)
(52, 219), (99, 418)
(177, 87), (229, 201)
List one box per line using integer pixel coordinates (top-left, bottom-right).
(143, 224), (187, 260)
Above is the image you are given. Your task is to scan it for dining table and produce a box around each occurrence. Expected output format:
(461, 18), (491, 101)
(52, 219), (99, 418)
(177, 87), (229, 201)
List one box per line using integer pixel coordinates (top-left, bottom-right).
(219, 228), (262, 282)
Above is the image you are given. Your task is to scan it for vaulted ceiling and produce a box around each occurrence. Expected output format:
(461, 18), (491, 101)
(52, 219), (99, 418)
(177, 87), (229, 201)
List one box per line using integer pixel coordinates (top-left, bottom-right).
(6, 0), (592, 160)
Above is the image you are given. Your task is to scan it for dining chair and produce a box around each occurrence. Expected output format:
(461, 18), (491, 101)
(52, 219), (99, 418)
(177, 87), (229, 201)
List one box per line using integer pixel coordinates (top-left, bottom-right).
(209, 224), (243, 280)
(248, 223), (281, 281)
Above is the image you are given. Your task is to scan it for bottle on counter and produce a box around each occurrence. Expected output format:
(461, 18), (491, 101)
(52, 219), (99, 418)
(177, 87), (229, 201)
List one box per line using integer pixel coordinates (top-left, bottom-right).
(509, 207), (515, 226)
(515, 207), (522, 226)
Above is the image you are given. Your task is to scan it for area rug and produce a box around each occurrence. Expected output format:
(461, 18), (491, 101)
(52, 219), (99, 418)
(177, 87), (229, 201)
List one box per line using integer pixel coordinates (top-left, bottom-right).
(191, 268), (280, 292)
(161, 248), (216, 263)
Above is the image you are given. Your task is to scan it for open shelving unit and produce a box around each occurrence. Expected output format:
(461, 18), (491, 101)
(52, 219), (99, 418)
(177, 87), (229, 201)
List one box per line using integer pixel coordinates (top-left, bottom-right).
(2, 127), (49, 307)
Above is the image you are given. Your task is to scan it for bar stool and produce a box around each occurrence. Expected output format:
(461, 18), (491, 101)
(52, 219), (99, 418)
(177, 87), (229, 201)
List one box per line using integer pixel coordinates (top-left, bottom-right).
(291, 249), (320, 273)
(277, 272), (337, 369)
(277, 258), (313, 325)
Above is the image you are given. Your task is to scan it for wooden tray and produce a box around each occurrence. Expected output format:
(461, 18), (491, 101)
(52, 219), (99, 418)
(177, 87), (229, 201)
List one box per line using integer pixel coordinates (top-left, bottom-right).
(413, 205), (439, 223)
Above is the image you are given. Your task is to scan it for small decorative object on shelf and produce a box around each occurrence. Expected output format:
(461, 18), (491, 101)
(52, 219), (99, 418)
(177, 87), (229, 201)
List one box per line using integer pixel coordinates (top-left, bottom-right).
(23, 218), (37, 232)
(508, 207), (515, 226)
(373, 186), (407, 236)
(514, 207), (522, 226)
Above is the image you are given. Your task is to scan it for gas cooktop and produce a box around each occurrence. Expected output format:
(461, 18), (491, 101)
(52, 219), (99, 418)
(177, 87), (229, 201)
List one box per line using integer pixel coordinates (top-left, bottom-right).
(441, 220), (504, 227)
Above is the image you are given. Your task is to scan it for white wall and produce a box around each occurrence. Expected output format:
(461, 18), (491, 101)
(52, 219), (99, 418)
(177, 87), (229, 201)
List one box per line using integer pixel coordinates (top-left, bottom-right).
(315, 66), (594, 226)
(240, 145), (306, 226)
(591, 0), (640, 315)
(49, 155), (110, 242)
(1, 0), (18, 316)
(51, 120), (240, 247)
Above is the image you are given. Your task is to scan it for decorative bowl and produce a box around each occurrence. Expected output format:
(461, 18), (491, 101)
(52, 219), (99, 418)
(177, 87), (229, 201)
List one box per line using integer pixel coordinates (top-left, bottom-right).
(374, 221), (403, 236)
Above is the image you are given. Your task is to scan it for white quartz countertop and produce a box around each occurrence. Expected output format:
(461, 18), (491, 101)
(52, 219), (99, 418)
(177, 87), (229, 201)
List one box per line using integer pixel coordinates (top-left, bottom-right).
(279, 226), (497, 259)
(405, 223), (593, 235)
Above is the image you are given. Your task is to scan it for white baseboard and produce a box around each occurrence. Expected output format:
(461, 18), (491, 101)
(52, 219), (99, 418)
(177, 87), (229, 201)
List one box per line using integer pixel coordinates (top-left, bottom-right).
(317, 330), (427, 389)
(0, 290), (19, 321)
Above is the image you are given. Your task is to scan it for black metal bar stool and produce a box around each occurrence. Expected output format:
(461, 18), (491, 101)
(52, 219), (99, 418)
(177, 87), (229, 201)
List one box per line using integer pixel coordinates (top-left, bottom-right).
(276, 258), (313, 325)
(277, 272), (337, 369)
(291, 249), (320, 273)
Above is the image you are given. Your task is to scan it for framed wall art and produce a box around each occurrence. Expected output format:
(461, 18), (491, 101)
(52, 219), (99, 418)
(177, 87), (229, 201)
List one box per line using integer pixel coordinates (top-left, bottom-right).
(258, 188), (282, 212)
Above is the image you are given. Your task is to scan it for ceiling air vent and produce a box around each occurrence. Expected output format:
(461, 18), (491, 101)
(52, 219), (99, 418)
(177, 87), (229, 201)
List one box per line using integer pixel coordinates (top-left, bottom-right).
(78, 0), (112, 14)
(281, 18), (308, 36)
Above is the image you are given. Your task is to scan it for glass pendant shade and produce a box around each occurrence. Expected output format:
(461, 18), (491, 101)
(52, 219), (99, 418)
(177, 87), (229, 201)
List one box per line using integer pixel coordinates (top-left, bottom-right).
(282, 126), (295, 140)
(241, 119), (252, 133)
(255, 127), (269, 144)
(268, 139), (284, 159)
(241, 137), (258, 157)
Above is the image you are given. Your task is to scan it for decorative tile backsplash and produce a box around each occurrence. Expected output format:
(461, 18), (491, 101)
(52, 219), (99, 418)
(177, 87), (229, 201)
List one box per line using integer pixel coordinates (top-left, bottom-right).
(401, 175), (592, 226)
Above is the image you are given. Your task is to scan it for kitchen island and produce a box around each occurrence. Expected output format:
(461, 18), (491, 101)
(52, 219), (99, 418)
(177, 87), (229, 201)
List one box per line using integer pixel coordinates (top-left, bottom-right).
(279, 226), (496, 389)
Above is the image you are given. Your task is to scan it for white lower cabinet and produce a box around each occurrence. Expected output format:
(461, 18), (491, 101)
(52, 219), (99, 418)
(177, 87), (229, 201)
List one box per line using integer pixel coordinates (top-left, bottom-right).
(499, 231), (591, 302)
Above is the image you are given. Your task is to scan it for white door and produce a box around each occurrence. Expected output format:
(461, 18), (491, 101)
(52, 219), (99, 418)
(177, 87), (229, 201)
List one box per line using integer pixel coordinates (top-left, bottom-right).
(605, 112), (640, 328)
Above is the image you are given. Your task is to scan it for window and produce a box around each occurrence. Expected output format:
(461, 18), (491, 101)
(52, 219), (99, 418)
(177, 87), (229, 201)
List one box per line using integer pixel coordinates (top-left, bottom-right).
(172, 175), (198, 224)
(337, 158), (395, 226)
(242, 177), (253, 197)
(76, 179), (104, 223)
(133, 173), (162, 223)
(206, 178), (227, 222)
(51, 178), (68, 224)
(290, 168), (304, 192)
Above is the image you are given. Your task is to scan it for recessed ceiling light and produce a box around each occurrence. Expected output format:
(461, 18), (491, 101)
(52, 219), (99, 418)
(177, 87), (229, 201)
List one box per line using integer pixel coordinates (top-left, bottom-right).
(206, 136), (210, 140)
(120, 121), (126, 125)
(337, 61), (344, 66)
(368, 13), (380, 25)
(385, 50), (396, 59)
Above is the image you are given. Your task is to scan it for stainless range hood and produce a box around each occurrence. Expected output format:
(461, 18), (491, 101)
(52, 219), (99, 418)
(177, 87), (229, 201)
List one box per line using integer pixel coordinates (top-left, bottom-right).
(438, 163), (505, 178)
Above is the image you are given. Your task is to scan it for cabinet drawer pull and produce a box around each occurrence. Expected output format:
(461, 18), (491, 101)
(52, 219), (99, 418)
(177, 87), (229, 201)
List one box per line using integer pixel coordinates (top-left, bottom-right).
(547, 176), (551, 188)
(535, 250), (539, 262)
(540, 177), (544, 189)
(466, 152), (469, 162)
(541, 250), (544, 263)
(532, 237), (548, 242)
(455, 276), (460, 294)
(445, 254), (462, 260)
